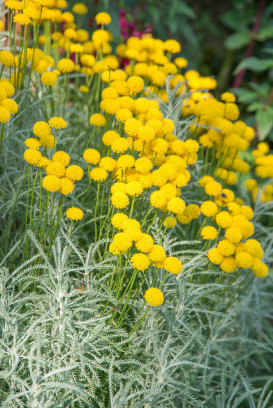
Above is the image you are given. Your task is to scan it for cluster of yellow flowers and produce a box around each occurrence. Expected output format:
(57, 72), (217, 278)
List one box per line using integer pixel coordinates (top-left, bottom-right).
(197, 176), (267, 277)
(0, 48), (56, 87)
(245, 142), (273, 202)
(24, 117), (84, 197)
(182, 92), (255, 185)
(2, 1), (112, 91)
(1, 2), (271, 312)
(0, 78), (18, 124)
(80, 75), (186, 297)
(5, 0), (68, 22)
(117, 35), (216, 104)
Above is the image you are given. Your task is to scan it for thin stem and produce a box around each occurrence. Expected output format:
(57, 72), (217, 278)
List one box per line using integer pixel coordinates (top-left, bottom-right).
(0, 123), (5, 153)
(94, 182), (101, 242)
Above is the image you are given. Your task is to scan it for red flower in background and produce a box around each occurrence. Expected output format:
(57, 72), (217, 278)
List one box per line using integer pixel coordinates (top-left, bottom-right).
(119, 8), (152, 66)
(119, 8), (152, 40)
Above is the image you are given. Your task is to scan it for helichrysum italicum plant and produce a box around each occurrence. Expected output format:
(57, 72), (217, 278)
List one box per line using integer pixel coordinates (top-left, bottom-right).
(0, 2), (273, 406)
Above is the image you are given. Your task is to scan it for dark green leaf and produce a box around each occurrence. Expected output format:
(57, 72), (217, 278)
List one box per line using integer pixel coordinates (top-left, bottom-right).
(225, 31), (251, 50)
(220, 12), (247, 31)
(237, 91), (258, 103)
(263, 48), (273, 55)
(177, 2), (196, 19)
(181, 21), (200, 51)
(257, 25), (273, 41)
(170, 18), (179, 34)
(256, 107), (273, 140)
(247, 102), (263, 112)
(234, 57), (273, 74)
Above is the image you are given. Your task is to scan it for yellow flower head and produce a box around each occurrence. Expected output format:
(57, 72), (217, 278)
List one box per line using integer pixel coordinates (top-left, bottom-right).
(42, 175), (61, 192)
(221, 92), (236, 103)
(117, 154), (135, 170)
(66, 207), (84, 221)
(0, 51), (14, 67)
(126, 181), (143, 196)
(57, 58), (75, 73)
(138, 125), (155, 142)
(208, 247), (223, 265)
(100, 98), (120, 115)
(149, 245), (166, 264)
(49, 116), (67, 129)
(5, 1), (23, 11)
(89, 167), (108, 182)
(41, 72), (58, 86)
(111, 213), (128, 229)
(52, 151), (70, 167)
(79, 85), (89, 93)
(0, 107), (11, 123)
(92, 29), (109, 49)
(220, 257), (237, 273)
(46, 161), (66, 178)
(200, 201), (218, 217)
(0, 81), (15, 98)
(150, 190), (167, 210)
(235, 252), (253, 269)
(95, 12), (111, 25)
(251, 258), (268, 278)
(127, 75), (144, 95)
(131, 253), (150, 271)
(110, 232), (132, 255)
(144, 287), (164, 307)
(116, 108), (133, 123)
(24, 149), (42, 166)
(60, 178), (74, 195)
(136, 233), (154, 253)
(111, 138), (129, 154)
(1, 98), (18, 114)
(24, 138), (41, 150)
(201, 226), (217, 240)
(164, 39), (181, 54)
(72, 3), (88, 15)
(215, 211), (232, 228)
(163, 216), (177, 228)
(101, 130), (119, 147)
(224, 103), (239, 121)
(244, 239), (264, 259)
(163, 256), (182, 274)
(83, 148), (101, 165)
(111, 182), (127, 194)
(99, 157), (116, 172)
(13, 14), (30, 25)
(167, 197), (186, 215)
(111, 192), (129, 209)
(90, 113), (106, 127)
(217, 240), (235, 257)
(180, 205), (197, 221)
(205, 181), (222, 197)
(40, 135), (56, 149)
(174, 57), (188, 68)
(225, 227), (242, 244)
(65, 164), (83, 181)
(124, 118), (142, 138)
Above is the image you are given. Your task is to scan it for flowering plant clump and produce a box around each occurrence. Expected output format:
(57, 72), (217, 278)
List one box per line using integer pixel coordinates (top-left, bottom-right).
(0, 3), (273, 407)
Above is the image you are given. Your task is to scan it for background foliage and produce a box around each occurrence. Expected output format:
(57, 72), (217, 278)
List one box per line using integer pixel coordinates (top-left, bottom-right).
(91, 0), (273, 143)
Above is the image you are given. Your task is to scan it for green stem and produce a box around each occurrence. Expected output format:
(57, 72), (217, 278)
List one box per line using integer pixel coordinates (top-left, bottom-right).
(128, 303), (150, 339)
(116, 268), (139, 326)
(94, 182), (101, 242)
(2, 166), (29, 241)
(0, 123), (5, 153)
(48, 196), (65, 256)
